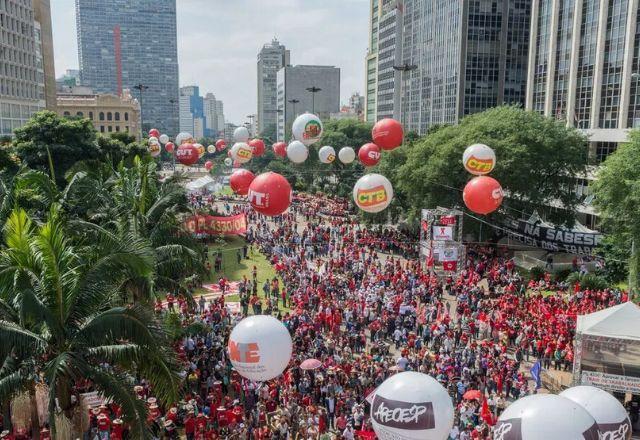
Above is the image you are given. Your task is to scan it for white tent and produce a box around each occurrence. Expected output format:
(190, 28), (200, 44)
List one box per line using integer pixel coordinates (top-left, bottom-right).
(576, 302), (640, 341)
(185, 175), (216, 192)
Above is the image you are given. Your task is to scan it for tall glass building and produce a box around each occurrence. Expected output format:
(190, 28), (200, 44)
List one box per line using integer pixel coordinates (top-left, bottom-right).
(75, 0), (179, 136)
(526, 0), (640, 163)
(256, 39), (289, 137)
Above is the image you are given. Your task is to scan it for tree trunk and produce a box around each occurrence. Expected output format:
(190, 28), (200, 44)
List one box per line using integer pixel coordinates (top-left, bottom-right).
(630, 239), (639, 300)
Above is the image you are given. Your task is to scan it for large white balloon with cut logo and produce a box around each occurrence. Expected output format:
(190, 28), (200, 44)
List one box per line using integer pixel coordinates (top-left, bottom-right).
(292, 113), (323, 146)
(227, 315), (292, 381)
(560, 386), (631, 440)
(370, 372), (454, 440)
(494, 394), (600, 440)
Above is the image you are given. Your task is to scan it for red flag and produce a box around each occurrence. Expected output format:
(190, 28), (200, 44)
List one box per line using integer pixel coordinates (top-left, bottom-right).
(481, 396), (495, 426)
(427, 255), (435, 268)
(442, 261), (457, 271)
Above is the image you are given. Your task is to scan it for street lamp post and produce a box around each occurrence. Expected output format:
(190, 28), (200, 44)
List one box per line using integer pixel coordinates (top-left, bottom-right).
(168, 99), (177, 171)
(133, 84), (149, 135)
(392, 63), (418, 121)
(306, 87), (322, 114)
(246, 114), (255, 137)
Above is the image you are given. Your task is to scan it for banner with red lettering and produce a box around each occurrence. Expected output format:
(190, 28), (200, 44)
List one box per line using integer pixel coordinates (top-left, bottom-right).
(184, 214), (247, 235)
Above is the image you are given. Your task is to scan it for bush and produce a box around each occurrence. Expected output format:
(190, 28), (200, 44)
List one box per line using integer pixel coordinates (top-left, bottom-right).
(566, 272), (609, 291)
(554, 268), (573, 282)
(530, 266), (546, 281)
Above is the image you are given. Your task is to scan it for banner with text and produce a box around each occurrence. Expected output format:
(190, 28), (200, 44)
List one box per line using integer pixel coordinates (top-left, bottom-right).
(502, 219), (603, 255)
(185, 214), (247, 236)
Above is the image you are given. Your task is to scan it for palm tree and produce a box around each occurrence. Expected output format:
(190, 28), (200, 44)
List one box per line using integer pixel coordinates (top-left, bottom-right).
(0, 208), (182, 438)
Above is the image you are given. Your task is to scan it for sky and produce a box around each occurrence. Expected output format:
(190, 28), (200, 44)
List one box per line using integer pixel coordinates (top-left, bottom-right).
(51, 0), (370, 126)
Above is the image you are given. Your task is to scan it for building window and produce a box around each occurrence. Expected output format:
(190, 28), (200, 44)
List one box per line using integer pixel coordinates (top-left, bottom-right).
(107, 112), (112, 121)
(108, 126), (113, 132)
(125, 126), (129, 132)
(99, 112), (105, 121)
(100, 126), (105, 132)
(124, 112), (129, 121)
(114, 112), (120, 121)
(89, 111), (94, 120)
(115, 126), (120, 132)
(63, 111), (70, 117)
(76, 111), (83, 117)
(595, 141), (618, 163)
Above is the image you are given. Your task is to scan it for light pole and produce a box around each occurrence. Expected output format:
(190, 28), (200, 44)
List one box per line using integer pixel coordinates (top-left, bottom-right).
(246, 114), (255, 137)
(392, 63), (417, 121)
(306, 87), (322, 114)
(133, 83), (149, 135)
(168, 99), (177, 171)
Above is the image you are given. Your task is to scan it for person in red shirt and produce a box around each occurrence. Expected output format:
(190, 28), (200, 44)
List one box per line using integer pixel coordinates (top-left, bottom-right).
(184, 411), (196, 440)
(97, 413), (111, 437)
(195, 413), (208, 433)
(110, 419), (123, 440)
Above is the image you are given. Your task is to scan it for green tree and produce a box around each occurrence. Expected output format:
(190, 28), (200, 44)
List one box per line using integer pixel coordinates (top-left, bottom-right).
(13, 111), (101, 185)
(0, 208), (181, 438)
(384, 106), (588, 226)
(592, 130), (640, 295)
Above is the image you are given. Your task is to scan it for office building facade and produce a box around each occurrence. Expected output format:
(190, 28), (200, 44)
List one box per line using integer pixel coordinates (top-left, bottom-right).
(204, 93), (225, 138)
(0, 0), (56, 136)
(365, 0), (381, 122)
(179, 86), (205, 140)
(276, 65), (340, 142)
(75, 0), (179, 136)
(526, 0), (640, 163)
(257, 39), (289, 136)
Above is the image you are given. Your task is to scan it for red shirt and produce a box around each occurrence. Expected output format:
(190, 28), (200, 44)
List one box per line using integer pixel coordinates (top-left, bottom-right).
(97, 417), (111, 431)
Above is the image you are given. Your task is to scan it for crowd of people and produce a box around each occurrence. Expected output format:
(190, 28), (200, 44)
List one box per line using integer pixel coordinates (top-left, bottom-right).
(72, 192), (628, 440)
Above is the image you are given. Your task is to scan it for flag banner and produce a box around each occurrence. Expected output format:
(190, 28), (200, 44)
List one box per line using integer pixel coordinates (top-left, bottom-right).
(439, 247), (458, 262)
(501, 218), (603, 255)
(432, 225), (454, 241)
(184, 214), (247, 235)
(530, 360), (542, 389)
(442, 261), (457, 271)
(439, 215), (457, 225)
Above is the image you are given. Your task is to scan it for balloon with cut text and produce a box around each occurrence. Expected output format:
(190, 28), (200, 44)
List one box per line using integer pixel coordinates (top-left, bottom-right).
(176, 143), (199, 166)
(372, 118), (404, 150)
(230, 169), (256, 196)
(463, 143), (496, 176)
(207, 145), (215, 154)
(233, 126), (250, 143)
(231, 142), (253, 164)
(494, 394), (600, 440)
(159, 134), (169, 144)
(338, 147), (356, 164)
(148, 141), (161, 158)
(292, 113), (323, 146)
(227, 315), (292, 382)
(194, 143), (206, 158)
(358, 143), (382, 167)
(248, 172), (292, 217)
(353, 173), (393, 213)
(248, 139), (266, 157)
(318, 146), (336, 164)
(148, 128), (160, 139)
(463, 176), (503, 215)
(370, 371), (454, 440)
(560, 386), (631, 440)
(164, 142), (174, 153)
(175, 132), (192, 146)
(204, 161), (213, 171)
(287, 140), (309, 164)
(215, 139), (227, 151)
(273, 142), (287, 158)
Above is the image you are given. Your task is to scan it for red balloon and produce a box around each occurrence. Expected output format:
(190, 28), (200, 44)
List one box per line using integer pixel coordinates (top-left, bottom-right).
(215, 139), (226, 151)
(272, 142), (287, 158)
(248, 172), (292, 216)
(204, 160), (214, 171)
(463, 176), (504, 215)
(230, 169), (256, 195)
(372, 118), (404, 150)
(165, 142), (175, 153)
(249, 139), (265, 157)
(358, 143), (382, 167)
(148, 128), (160, 139)
(176, 143), (199, 166)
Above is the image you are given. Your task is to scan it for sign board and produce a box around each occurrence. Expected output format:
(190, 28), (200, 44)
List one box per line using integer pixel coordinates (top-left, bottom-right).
(432, 226), (454, 241)
(502, 219), (603, 255)
(580, 371), (640, 394)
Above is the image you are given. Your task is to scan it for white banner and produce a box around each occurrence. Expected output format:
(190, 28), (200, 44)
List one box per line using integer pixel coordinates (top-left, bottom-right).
(580, 370), (640, 394)
(432, 226), (453, 241)
(439, 247), (458, 263)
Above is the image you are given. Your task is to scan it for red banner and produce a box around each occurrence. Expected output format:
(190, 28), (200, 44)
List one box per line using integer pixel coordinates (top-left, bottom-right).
(439, 215), (457, 225)
(184, 214), (247, 235)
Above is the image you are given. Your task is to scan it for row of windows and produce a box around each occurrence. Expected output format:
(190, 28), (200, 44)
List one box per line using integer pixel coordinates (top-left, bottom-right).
(61, 110), (131, 121)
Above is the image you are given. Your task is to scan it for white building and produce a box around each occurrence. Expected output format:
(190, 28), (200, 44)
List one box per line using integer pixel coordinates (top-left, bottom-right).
(204, 93), (225, 138)
(257, 39), (289, 136)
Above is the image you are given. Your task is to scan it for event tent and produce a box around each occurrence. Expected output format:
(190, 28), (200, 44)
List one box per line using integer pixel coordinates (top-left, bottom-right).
(185, 175), (218, 192)
(576, 302), (640, 340)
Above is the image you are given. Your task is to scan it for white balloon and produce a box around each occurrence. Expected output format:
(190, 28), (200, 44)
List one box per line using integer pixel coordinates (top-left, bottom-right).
(148, 142), (161, 158)
(292, 113), (323, 146)
(224, 158), (233, 167)
(231, 142), (253, 164)
(495, 394), (599, 440)
(338, 146), (356, 164)
(159, 134), (169, 144)
(175, 132), (192, 146)
(318, 146), (336, 164)
(560, 386), (631, 440)
(148, 136), (158, 144)
(227, 315), (292, 382)
(370, 372), (453, 440)
(353, 173), (393, 213)
(233, 126), (250, 143)
(287, 140), (308, 164)
(207, 145), (216, 154)
(462, 143), (496, 175)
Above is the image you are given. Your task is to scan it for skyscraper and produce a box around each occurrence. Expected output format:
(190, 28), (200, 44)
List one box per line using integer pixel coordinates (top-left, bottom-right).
(204, 93), (225, 138)
(276, 65), (341, 142)
(365, 0), (531, 134)
(526, 0), (639, 163)
(257, 39), (290, 137)
(0, 0), (56, 136)
(179, 86), (205, 140)
(75, 0), (179, 135)
(364, 0), (381, 123)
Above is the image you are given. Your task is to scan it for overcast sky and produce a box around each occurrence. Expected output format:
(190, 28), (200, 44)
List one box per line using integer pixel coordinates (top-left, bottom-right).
(51, 0), (369, 125)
